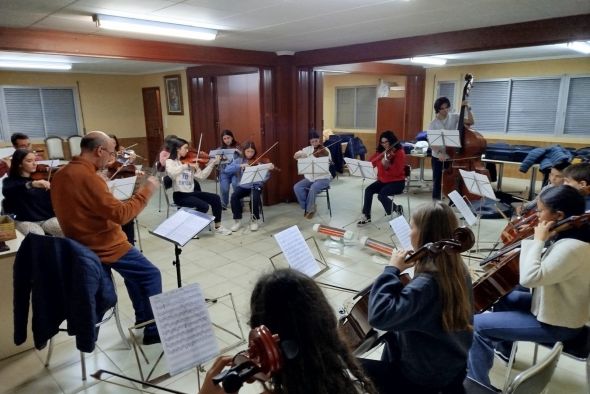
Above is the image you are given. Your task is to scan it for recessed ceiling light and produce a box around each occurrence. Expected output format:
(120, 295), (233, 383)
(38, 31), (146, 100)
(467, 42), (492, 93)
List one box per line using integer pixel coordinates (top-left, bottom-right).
(0, 61), (72, 70)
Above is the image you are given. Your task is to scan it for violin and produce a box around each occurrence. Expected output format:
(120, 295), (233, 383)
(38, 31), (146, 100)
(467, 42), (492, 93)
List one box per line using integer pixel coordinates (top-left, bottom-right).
(181, 148), (210, 169)
(31, 163), (63, 181)
(500, 209), (538, 245)
(312, 144), (330, 158)
(473, 213), (590, 313)
(247, 156), (281, 172)
(339, 227), (475, 352)
(106, 160), (137, 180)
(212, 325), (283, 393)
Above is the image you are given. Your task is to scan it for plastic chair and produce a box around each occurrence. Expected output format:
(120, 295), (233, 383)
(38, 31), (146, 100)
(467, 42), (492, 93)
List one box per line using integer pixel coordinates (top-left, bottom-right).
(504, 342), (563, 394)
(315, 186), (332, 217)
(67, 135), (82, 158)
(44, 136), (65, 160)
(389, 164), (411, 219)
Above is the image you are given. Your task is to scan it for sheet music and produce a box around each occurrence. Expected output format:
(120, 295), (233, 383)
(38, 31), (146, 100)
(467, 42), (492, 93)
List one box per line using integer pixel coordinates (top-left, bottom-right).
(448, 190), (478, 226)
(389, 216), (413, 251)
(151, 208), (214, 246)
(273, 225), (321, 277)
(37, 159), (61, 167)
(427, 129), (461, 148)
(344, 158), (362, 176)
(358, 160), (377, 179)
(297, 156), (330, 176)
(209, 149), (236, 163)
(150, 283), (219, 376)
(240, 163), (272, 185)
(107, 176), (136, 200)
(459, 169), (497, 200)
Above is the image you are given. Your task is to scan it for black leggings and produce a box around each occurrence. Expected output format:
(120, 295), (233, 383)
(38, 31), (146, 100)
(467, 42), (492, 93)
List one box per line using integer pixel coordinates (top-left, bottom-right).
(173, 191), (222, 223)
(362, 180), (405, 217)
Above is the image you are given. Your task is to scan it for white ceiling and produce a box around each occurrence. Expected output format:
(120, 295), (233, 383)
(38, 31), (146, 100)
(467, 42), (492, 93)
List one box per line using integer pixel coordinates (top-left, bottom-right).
(0, 0), (589, 74)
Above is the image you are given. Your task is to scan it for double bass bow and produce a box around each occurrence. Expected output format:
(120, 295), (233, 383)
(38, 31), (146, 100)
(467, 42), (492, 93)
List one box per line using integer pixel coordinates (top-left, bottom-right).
(441, 74), (489, 200)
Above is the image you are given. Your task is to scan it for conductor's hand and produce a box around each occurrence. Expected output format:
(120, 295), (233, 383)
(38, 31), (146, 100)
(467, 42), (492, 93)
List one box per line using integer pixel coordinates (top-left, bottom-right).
(198, 356), (235, 394)
(389, 249), (413, 271)
(144, 175), (159, 192)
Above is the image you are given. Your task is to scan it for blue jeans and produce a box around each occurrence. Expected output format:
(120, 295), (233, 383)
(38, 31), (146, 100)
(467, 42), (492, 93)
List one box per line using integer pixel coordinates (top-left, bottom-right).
(219, 171), (238, 207)
(105, 248), (162, 327)
(293, 178), (330, 212)
(467, 289), (582, 388)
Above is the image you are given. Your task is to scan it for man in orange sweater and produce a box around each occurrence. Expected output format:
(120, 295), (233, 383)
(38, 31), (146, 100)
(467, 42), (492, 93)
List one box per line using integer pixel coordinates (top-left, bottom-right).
(51, 131), (162, 345)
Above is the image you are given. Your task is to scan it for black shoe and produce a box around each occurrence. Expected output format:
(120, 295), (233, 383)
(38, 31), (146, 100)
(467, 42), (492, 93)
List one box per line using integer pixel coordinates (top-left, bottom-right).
(143, 328), (161, 345)
(396, 204), (404, 216)
(222, 205), (228, 211)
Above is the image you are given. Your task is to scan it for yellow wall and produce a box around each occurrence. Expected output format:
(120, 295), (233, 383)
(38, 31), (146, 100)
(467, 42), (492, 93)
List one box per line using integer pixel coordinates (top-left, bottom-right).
(422, 57), (590, 143)
(323, 74), (406, 136)
(0, 68), (192, 143)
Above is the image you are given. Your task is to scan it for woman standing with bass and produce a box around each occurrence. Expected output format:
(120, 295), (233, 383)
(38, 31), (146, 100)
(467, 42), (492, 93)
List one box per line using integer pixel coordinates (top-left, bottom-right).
(361, 201), (473, 393)
(467, 185), (590, 391)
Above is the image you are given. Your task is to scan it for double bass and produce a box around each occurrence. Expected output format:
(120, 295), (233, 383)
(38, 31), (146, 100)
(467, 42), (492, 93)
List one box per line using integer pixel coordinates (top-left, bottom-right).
(442, 74), (489, 200)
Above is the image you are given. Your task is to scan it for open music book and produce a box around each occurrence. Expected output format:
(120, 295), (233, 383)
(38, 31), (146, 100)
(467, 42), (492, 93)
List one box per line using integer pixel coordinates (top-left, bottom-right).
(273, 225), (321, 277)
(149, 283), (219, 376)
(344, 158), (377, 179)
(150, 208), (214, 246)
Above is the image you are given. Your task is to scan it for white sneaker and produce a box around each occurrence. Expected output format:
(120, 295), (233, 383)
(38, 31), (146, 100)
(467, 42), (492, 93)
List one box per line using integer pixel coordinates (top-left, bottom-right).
(215, 225), (232, 236)
(230, 220), (241, 232)
(249, 220), (259, 231)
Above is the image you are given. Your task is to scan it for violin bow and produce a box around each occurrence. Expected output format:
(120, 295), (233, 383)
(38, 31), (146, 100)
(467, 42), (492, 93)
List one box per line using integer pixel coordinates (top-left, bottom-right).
(109, 158), (131, 180)
(249, 141), (279, 166)
(196, 133), (203, 159)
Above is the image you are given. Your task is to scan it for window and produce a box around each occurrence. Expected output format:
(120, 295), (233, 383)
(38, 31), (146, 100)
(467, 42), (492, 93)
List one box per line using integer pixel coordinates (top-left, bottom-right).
(437, 81), (456, 111)
(467, 75), (589, 136)
(0, 86), (80, 141)
(336, 86), (376, 129)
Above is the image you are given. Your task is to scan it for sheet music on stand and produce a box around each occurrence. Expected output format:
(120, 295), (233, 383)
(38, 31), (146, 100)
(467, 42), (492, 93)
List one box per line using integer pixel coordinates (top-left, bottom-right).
(149, 283), (219, 376)
(240, 163), (272, 186)
(344, 158), (377, 179)
(209, 149), (236, 164)
(36, 159), (61, 167)
(150, 208), (214, 247)
(273, 225), (322, 277)
(389, 216), (413, 251)
(459, 169), (497, 201)
(448, 190), (478, 226)
(297, 156), (330, 177)
(107, 176), (137, 200)
(427, 129), (462, 152)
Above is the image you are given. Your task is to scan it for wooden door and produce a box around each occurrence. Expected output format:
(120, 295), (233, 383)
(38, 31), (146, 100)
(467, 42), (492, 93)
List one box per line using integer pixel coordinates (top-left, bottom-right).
(142, 87), (164, 164)
(376, 97), (406, 143)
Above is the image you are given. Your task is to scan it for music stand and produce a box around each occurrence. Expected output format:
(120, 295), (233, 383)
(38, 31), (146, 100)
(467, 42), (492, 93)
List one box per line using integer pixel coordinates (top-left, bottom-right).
(428, 129), (462, 200)
(297, 156), (330, 178)
(459, 169), (498, 252)
(240, 163), (272, 186)
(208, 148), (236, 164)
(150, 208), (214, 288)
(107, 176), (137, 200)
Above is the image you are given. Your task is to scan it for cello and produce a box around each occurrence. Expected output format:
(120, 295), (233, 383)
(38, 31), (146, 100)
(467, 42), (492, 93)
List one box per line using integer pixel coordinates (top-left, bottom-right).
(442, 74), (489, 200)
(472, 212), (590, 313)
(339, 227), (475, 352)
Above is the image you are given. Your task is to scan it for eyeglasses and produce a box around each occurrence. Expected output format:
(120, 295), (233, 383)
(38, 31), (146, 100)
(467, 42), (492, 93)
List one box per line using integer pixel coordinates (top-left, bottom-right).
(380, 140), (389, 144)
(100, 146), (116, 157)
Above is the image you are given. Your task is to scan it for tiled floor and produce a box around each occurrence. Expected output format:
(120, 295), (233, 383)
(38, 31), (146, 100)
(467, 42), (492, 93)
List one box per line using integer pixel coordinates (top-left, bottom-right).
(1, 169), (587, 394)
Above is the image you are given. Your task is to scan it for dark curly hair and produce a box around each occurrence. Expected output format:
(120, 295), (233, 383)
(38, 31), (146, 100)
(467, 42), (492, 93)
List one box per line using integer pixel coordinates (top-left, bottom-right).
(249, 269), (378, 394)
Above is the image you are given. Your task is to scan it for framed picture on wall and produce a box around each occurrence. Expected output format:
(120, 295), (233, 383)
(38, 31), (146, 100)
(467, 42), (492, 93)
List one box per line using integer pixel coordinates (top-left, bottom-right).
(164, 74), (184, 115)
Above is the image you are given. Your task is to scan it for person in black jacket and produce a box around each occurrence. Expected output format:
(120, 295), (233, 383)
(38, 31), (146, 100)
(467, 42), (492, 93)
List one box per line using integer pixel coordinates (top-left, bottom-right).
(2, 149), (63, 236)
(361, 201), (473, 394)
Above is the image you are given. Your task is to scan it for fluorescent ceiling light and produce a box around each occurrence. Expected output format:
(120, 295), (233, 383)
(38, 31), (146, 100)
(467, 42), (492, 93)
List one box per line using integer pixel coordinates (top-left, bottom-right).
(315, 69), (350, 74)
(566, 41), (590, 54)
(410, 56), (447, 65)
(94, 14), (217, 41)
(0, 61), (72, 70)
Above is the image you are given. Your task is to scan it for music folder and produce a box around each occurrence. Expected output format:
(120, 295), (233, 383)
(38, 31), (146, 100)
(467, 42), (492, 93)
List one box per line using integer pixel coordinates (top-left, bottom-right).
(150, 208), (214, 247)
